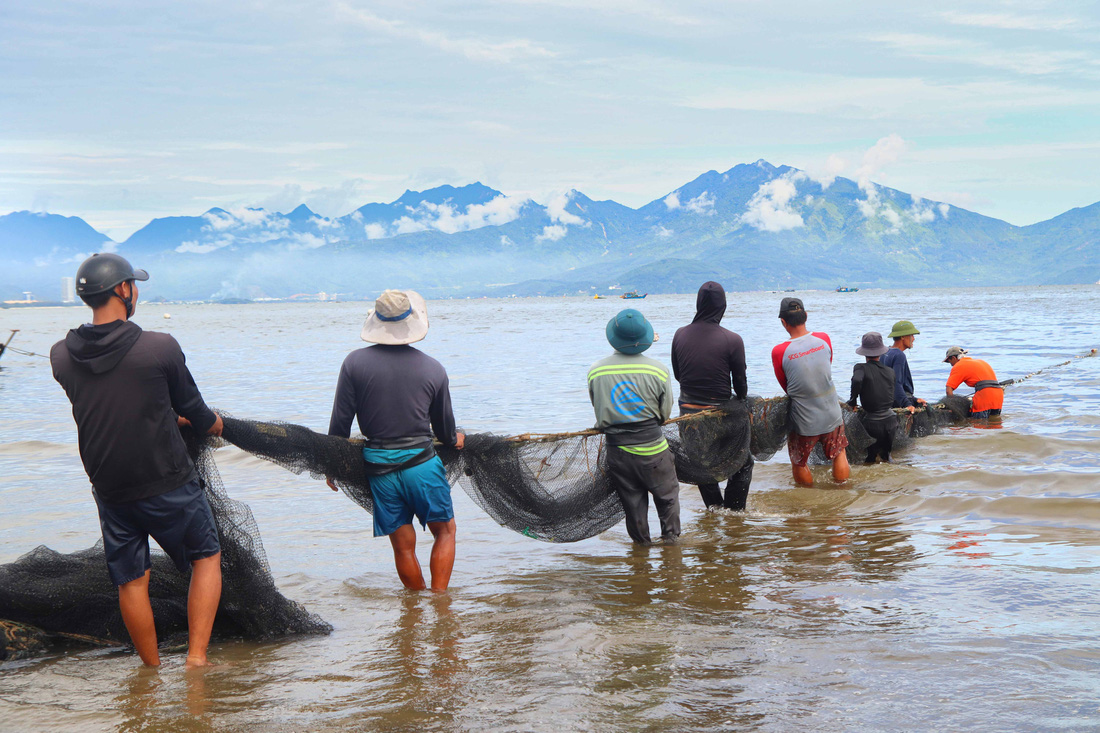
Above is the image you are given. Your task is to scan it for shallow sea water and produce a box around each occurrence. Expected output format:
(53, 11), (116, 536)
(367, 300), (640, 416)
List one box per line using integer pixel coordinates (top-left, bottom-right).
(1, 285), (1099, 731)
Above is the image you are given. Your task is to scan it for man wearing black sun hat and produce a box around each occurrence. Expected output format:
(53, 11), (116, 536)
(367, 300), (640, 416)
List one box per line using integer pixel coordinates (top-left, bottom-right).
(51, 253), (224, 668)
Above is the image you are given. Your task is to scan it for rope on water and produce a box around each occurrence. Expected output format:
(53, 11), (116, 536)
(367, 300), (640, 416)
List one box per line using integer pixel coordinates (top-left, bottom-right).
(1003, 347), (1098, 386)
(505, 406), (723, 444)
(3, 346), (50, 360)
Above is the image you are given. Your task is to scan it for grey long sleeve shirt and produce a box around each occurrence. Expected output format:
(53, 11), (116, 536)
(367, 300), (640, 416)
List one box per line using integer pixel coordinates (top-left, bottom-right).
(328, 344), (458, 447)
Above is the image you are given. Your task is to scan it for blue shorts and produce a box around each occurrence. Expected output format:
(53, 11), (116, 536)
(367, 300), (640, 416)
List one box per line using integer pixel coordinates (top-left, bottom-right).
(93, 477), (221, 586)
(363, 448), (454, 537)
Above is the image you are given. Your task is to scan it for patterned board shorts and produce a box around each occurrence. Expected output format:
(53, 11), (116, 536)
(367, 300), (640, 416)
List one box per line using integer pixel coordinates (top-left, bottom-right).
(787, 424), (849, 467)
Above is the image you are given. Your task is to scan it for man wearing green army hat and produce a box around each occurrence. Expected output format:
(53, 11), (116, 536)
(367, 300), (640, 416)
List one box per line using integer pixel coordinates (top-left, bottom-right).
(587, 309), (679, 546)
(881, 320), (927, 412)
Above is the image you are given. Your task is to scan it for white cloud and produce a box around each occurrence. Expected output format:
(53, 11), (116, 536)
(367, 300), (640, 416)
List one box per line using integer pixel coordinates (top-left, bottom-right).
(467, 120), (515, 136)
(938, 203), (951, 218)
(394, 215), (430, 235)
(501, 235), (515, 246)
(881, 206), (902, 229)
(908, 197), (937, 223)
(809, 154), (848, 189)
(177, 240), (223, 254)
(741, 173), (805, 232)
(349, 195), (529, 240)
(310, 215), (339, 229)
(202, 142), (350, 154)
(338, 3), (556, 64)
(546, 191), (586, 225)
(536, 224), (568, 241)
(855, 134), (908, 188)
(287, 232), (329, 250)
(939, 11), (1085, 32)
(663, 192), (680, 210)
(868, 32), (1100, 78)
(505, 0), (702, 27)
(684, 191), (716, 215)
(654, 225), (673, 237)
(202, 211), (236, 231)
(851, 134), (932, 232)
(683, 75), (1100, 120)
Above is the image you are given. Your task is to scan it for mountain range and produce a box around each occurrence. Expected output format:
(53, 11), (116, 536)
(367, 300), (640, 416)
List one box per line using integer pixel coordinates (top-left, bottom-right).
(3, 160), (1098, 302)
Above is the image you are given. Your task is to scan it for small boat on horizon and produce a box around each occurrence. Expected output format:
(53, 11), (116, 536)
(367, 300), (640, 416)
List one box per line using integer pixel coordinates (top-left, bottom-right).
(835, 286), (859, 293)
(620, 290), (647, 299)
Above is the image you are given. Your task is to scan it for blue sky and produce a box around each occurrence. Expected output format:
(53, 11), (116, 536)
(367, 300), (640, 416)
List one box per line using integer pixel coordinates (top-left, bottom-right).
(2, 0), (1098, 238)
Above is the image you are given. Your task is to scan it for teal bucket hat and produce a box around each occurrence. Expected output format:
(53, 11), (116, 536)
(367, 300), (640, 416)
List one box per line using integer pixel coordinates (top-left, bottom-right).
(606, 309), (654, 355)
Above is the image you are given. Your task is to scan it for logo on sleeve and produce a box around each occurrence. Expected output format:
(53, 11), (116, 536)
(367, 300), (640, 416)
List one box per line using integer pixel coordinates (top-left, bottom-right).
(611, 380), (647, 416)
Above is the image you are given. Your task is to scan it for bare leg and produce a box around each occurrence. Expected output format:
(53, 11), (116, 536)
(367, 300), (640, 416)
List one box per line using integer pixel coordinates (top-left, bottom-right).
(427, 519), (457, 592)
(185, 552), (222, 667)
(792, 463), (814, 487)
(832, 450), (851, 483)
(118, 570), (160, 666)
(389, 524), (427, 590)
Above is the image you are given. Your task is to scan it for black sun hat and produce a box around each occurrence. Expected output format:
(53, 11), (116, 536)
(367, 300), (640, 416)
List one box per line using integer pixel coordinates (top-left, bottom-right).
(75, 253), (148, 296)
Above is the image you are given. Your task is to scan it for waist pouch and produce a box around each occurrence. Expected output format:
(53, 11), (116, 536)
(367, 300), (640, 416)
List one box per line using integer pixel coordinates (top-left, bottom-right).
(603, 419), (664, 447)
(362, 443), (436, 477)
(974, 380), (1004, 391)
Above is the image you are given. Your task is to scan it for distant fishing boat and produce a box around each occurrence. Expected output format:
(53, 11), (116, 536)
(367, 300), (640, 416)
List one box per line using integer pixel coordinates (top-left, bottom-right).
(835, 286), (859, 293)
(593, 295), (609, 299)
(620, 290), (647, 299)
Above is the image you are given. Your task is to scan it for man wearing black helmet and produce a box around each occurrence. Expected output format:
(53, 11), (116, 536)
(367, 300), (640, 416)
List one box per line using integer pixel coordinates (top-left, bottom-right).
(51, 253), (224, 668)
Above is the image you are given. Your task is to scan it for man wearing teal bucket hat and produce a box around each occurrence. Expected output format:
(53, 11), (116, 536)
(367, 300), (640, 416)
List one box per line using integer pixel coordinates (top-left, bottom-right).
(587, 309), (679, 545)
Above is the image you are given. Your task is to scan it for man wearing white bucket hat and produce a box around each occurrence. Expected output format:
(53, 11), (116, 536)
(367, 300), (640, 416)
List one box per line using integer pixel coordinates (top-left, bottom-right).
(327, 289), (464, 592)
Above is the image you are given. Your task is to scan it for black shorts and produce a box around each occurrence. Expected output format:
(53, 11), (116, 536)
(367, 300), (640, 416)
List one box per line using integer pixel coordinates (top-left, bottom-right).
(93, 478), (221, 586)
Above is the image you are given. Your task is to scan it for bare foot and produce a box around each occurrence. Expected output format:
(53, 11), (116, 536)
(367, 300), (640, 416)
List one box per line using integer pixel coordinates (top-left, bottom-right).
(185, 656), (213, 668)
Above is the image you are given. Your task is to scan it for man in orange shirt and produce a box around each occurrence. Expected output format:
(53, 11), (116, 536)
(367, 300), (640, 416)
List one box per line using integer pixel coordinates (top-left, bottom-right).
(944, 346), (1004, 418)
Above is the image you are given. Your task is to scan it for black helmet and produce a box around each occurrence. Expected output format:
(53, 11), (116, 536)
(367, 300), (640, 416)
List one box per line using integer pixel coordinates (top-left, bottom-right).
(75, 253), (149, 296)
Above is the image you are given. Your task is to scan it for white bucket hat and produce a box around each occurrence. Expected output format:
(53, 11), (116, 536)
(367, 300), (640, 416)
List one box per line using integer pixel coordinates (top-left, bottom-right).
(360, 289), (429, 345)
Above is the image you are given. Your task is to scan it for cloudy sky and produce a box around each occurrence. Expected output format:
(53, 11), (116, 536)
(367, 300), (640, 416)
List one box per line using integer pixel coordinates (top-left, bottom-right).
(2, 0), (1098, 238)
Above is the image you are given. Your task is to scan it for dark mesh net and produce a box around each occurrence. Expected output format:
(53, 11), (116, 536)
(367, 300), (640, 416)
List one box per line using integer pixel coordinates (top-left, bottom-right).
(0, 431), (331, 661)
(220, 416), (375, 513)
(216, 395), (972, 544)
(0, 393), (977, 660)
(439, 432), (622, 542)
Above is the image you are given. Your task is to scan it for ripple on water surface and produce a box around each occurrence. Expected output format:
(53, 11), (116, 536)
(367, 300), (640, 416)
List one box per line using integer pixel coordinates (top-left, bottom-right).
(1, 287), (1099, 731)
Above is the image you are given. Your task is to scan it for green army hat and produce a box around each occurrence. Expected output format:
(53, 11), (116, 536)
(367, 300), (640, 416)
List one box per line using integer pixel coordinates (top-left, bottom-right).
(888, 320), (920, 339)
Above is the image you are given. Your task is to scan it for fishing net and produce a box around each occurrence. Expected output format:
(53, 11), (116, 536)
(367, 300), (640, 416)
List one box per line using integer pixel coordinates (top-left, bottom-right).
(0, 392), (974, 661)
(0, 430), (331, 662)
(217, 395), (973, 544)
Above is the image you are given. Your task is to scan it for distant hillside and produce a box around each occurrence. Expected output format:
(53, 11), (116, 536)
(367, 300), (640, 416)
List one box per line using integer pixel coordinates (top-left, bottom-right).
(0, 211), (113, 300)
(2, 164), (1098, 301)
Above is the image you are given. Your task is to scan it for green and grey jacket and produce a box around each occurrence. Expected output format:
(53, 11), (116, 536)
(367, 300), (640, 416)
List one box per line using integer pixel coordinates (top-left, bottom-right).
(587, 351), (673, 455)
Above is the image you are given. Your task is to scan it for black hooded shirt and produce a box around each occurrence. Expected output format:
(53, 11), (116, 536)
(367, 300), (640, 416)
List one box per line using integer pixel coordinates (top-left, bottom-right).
(670, 282), (748, 404)
(51, 320), (218, 503)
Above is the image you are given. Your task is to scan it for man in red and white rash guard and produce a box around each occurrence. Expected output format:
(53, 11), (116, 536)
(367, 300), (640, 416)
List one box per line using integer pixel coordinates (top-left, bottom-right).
(771, 297), (850, 487)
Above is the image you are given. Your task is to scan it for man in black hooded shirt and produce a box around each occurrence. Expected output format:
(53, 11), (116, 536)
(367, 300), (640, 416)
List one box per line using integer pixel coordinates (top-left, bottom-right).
(670, 281), (753, 511)
(51, 253), (224, 668)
